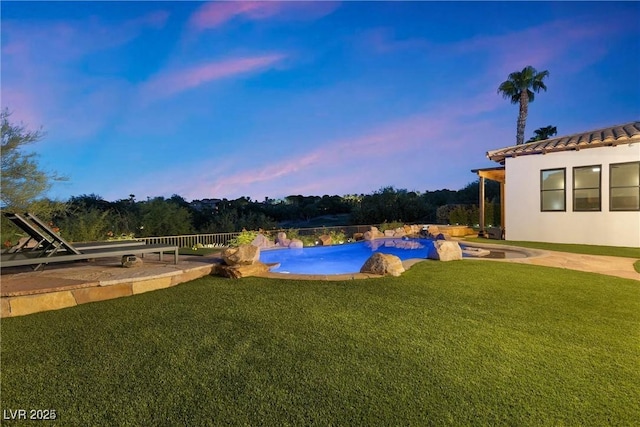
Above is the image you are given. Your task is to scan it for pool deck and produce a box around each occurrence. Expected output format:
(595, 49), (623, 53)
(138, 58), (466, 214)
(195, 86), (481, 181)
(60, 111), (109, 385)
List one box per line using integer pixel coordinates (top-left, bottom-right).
(1, 243), (638, 318)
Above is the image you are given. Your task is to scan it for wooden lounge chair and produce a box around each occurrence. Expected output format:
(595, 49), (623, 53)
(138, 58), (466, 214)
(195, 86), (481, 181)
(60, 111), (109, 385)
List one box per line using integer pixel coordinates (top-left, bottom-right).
(1, 212), (179, 270)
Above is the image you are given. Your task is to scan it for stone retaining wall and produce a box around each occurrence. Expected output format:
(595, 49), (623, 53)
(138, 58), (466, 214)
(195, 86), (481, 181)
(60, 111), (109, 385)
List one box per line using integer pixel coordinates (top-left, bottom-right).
(1, 264), (215, 318)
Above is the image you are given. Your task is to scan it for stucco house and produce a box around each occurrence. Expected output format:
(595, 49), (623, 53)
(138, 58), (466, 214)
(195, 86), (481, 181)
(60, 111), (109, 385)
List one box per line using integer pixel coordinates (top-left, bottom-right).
(474, 121), (640, 247)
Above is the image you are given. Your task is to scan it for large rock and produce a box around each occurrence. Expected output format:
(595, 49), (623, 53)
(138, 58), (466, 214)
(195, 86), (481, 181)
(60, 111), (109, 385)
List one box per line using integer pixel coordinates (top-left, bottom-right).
(364, 226), (385, 240)
(251, 233), (274, 249)
(318, 234), (332, 246)
(393, 227), (406, 237)
(360, 253), (405, 277)
(222, 244), (260, 266)
(427, 241), (462, 261)
(384, 229), (395, 237)
(426, 225), (441, 239)
(217, 262), (270, 279)
(276, 232), (291, 247)
(289, 239), (303, 248)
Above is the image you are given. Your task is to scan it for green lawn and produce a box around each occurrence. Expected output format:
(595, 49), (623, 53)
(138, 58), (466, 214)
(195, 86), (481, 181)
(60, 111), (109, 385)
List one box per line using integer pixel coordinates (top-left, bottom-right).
(463, 237), (640, 258)
(178, 247), (223, 257)
(2, 262), (639, 426)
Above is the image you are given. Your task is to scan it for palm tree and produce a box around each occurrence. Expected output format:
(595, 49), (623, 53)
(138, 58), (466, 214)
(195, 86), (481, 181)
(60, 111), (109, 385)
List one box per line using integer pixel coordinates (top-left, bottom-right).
(498, 66), (550, 145)
(527, 125), (557, 143)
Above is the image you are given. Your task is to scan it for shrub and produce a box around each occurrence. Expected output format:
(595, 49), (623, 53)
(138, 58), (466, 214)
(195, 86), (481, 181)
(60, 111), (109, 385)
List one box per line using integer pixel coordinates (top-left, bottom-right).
(107, 232), (136, 241)
(227, 230), (259, 247)
(378, 221), (404, 232)
(328, 230), (347, 244)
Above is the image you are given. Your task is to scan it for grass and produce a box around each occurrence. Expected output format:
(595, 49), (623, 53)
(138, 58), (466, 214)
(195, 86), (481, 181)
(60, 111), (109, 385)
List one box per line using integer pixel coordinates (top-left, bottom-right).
(2, 262), (639, 425)
(463, 237), (640, 258)
(635, 260), (640, 273)
(178, 247), (223, 256)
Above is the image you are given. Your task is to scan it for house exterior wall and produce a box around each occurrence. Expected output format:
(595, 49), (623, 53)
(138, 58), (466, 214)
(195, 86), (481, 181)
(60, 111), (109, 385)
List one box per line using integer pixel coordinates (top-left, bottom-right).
(504, 143), (640, 247)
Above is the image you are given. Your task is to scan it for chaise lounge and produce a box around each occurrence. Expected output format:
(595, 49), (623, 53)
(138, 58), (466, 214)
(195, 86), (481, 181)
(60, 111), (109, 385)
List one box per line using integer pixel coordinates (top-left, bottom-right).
(1, 212), (179, 270)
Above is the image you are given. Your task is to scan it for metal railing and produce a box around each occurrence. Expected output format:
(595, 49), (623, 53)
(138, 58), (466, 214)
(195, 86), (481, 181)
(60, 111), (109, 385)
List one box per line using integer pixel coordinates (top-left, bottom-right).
(285, 224), (372, 237)
(137, 232), (241, 248)
(135, 224), (414, 248)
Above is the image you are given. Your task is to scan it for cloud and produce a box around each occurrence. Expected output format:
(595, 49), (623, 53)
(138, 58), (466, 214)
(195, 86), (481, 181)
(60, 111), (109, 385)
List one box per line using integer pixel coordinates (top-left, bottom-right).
(361, 27), (433, 54)
(188, 1), (339, 31)
(450, 15), (629, 79)
(189, 1), (281, 30)
(1, 9), (169, 133)
(138, 54), (286, 102)
(166, 108), (475, 200)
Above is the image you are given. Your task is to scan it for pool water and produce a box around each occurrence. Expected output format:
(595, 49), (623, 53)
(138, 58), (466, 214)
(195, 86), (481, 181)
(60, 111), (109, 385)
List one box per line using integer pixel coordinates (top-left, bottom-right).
(260, 238), (435, 275)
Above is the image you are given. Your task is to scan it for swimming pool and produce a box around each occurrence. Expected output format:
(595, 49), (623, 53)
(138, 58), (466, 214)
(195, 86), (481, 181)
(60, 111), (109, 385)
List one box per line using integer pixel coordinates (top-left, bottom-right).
(260, 238), (435, 275)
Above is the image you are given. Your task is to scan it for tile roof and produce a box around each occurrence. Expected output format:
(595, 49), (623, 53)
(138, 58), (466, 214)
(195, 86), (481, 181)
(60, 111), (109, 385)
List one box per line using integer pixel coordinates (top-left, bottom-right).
(487, 121), (640, 163)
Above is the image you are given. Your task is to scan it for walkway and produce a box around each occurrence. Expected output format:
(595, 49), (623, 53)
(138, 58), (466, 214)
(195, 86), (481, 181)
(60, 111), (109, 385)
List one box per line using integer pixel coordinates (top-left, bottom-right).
(456, 241), (640, 281)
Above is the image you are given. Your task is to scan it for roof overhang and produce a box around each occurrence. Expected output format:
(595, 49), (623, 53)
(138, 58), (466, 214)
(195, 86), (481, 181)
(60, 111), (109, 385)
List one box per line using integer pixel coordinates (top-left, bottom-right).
(486, 121), (640, 163)
(471, 166), (505, 183)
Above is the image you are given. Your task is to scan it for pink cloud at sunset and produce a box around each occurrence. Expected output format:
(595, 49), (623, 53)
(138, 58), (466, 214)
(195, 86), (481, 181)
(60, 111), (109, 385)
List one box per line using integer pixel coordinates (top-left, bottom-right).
(139, 54), (286, 102)
(189, 1), (281, 30)
(165, 104), (494, 202)
(189, 1), (339, 31)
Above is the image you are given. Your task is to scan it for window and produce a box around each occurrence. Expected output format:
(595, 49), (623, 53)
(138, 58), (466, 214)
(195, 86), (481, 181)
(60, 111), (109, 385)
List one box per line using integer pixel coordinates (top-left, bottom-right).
(610, 161), (640, 211)
(573, 165), (601, 211)
(541, 168), (565, 211)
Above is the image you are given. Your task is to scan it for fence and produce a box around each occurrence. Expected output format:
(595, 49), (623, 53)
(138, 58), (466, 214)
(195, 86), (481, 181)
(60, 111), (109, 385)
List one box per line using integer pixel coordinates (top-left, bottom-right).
(137, 232), (241, 248)
(135, 225), (376, 248)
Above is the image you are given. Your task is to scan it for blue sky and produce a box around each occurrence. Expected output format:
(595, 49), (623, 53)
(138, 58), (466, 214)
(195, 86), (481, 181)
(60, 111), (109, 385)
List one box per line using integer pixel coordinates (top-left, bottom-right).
(2, 1), (639, 202)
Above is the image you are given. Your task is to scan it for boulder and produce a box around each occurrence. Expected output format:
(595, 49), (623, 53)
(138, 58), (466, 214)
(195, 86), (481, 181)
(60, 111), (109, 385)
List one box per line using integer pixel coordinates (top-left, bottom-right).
(426, 225), (441, 239)
(251, 233), (274, 249)
(121, 255), (143, 268)
(222, 244), (260, 266)
(289, 239), (303, 249)
(276, 232), (291, 247)
(370, 226), (385, 238)
(394, 227), (406, 237)
(427, 241), (462, 261)
(278, 238), (291, 247)
(384, 229), (395, 237)
(318, 234), (332, 246)
(217, 261), (270, 279)
(360, 253), (405, 277)
(363, 231), (375, 241)
(353, 232), (364, 241)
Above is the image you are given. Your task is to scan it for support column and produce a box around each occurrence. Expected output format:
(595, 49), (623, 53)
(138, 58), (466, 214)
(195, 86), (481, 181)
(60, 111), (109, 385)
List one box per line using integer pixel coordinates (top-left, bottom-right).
(500, 181), (505, 239)
(479, 176), (486, 238)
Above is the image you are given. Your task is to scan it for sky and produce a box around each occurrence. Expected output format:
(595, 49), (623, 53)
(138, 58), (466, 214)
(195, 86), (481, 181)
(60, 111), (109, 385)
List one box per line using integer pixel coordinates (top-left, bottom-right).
(2, 1), (639, 203)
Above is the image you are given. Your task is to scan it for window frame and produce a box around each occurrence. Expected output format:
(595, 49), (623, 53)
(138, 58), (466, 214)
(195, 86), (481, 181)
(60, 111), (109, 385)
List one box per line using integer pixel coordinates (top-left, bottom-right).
(540, 168), (566, 212)
(572, 164), (602, 212)
(609, 161), (640, 212)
